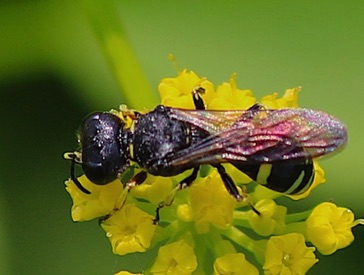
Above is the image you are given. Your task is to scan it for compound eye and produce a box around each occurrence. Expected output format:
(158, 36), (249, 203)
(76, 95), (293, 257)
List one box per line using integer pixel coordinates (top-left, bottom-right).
(82, 161), (118, 185)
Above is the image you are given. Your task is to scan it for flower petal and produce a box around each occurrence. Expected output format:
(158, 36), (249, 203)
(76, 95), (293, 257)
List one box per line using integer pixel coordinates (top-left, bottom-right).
(150, 239), (197, 274)
(101, 204), (156, 255)
(263, 233), (318, 275)
(65, 176), (123, 221)
(214, 253), (259, 275)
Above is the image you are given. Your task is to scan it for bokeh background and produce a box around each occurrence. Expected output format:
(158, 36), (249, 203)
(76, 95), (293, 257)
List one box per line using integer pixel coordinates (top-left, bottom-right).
(1, 1), (363, 274)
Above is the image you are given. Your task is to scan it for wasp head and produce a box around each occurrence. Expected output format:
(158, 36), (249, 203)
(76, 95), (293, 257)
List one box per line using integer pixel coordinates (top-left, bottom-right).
(79, 112), (129, 185)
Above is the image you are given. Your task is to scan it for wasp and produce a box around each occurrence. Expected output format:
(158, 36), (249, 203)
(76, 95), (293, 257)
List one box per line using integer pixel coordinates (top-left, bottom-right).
(65, 88), (347, 210)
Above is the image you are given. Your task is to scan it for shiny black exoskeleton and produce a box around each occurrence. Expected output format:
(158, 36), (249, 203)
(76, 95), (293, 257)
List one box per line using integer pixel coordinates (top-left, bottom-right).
(132, 105), (209, 176)
(79, 112), (128, 185)
(81, 105), (209, 180)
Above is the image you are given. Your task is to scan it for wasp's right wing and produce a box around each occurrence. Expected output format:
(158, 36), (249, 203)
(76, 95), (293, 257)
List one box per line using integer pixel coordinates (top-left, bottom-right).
(165, 108), (347, 167)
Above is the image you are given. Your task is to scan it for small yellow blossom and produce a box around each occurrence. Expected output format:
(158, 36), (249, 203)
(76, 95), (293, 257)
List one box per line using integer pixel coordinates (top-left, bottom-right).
(101, 204), (156, 255)
(214, 253), (259, 275)
(177, 203), (194, 223)
(263, 233), (318, 275)
(261, 87), (300, 109)
(247, 199), (287, 236)
(183, 170), (237, 233)
(208, 74), (256, 110)
(65, 175), (123, 221)
(150, 239), (198, 275)
(131, 174), (173, 204)
(306, 202), (362, 255)
(158, 69), (215, 109)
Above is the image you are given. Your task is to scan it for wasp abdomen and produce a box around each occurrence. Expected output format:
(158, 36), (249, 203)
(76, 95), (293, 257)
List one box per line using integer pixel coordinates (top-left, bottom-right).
(231, 157), (314, 195)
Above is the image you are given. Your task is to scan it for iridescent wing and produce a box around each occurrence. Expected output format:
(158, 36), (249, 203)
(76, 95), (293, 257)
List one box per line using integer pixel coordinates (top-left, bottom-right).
(165, 107), (348, 167)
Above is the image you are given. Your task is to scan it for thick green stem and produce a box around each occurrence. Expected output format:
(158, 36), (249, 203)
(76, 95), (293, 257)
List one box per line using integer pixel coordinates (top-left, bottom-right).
(82, 0), (157, 108)
(232, 210), (251, 228)
(284, 221), (308, 238)
(221, 226), (266, 264)
(286, 210), (312, 223)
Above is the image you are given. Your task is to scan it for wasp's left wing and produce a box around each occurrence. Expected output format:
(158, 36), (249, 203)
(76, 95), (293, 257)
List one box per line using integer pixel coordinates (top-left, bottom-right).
(166, 107), (347, 167)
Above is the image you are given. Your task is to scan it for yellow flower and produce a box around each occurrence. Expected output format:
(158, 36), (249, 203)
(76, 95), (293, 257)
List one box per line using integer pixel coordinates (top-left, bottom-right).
(261, 87), (300, 109)
(100, 204), (156, 255)
(150, 239), (198, 275)
(65, 175), (123, 221)
(158, 69), (215, 109)
(306, 202), (363, 255)
(208, 73), (256, 110)
(131, 174), (174, 204)
(263, 233), (318, 275)
(213, 253), (259, 275)
(179, 170), (237, 234)
(247, 199), (287, 236)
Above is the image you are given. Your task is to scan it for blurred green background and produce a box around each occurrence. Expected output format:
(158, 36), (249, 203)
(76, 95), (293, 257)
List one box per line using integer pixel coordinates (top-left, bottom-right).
(1, 1), (363, 274)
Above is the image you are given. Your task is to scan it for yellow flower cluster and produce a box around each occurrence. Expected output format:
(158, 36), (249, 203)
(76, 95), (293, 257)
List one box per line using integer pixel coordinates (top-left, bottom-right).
(65, 69), (362, 274)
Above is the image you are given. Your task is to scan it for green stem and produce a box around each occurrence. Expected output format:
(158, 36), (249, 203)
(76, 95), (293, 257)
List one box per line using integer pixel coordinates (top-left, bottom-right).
(221, 226), (266, 264)
(284, 221), (308, 238)
(232, 210), (251, 228)
(208, 228), (237, 258)
(151, 219), (185, 246)
(82, 0), (157, 108)
(353, 218), (364, 227)
(194, 234), (209, 274)
(285, 209), (312, 223)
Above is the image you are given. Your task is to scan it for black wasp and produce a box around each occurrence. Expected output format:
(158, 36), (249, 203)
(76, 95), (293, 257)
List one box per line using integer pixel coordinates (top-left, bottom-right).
(65, 88), (347, 209)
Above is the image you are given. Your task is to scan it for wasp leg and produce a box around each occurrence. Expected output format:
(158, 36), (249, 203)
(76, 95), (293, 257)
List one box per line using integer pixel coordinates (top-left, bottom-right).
(192, 87), (206, 110)
(154, 201), (168, 225)
(192, 88), (261, 215)
(154, 167), (200, 224)
(214, 164), (261, 215)
(250, 203), (261, 216)
(179, 166), (200, 188)
(192, 89), (242, 199)
(114, 171), (147, 210)
(66, 152), (91, 194)
(155, 88), (206, 224)
(214, 164), (241, 200)
(129, 170), (148, 186)
(100, 171), (148, 224)
(247, 102), (264, 111)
